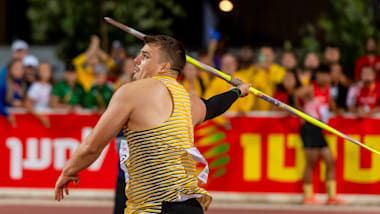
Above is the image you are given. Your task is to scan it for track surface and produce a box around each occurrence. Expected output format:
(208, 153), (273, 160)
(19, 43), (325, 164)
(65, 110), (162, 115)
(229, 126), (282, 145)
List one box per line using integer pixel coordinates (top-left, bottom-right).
(1, 201), (380, 214)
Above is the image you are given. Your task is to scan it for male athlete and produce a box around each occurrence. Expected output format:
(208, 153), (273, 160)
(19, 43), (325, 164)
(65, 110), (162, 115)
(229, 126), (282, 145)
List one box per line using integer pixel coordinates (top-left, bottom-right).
(54, 35), (251, 214)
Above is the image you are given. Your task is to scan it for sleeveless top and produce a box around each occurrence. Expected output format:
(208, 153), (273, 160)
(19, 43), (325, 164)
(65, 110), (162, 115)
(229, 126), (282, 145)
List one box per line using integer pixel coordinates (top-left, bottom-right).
(122, 76), (212, 213)
(304, 83), (330, 123)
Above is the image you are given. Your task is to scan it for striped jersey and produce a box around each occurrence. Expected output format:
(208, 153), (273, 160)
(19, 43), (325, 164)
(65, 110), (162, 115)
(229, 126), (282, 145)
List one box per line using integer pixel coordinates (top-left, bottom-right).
(122, 76), (212, 213)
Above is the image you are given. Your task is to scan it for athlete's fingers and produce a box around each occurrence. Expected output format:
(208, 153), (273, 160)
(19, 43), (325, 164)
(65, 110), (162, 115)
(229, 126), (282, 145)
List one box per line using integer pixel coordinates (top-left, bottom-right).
(54, 183), (61, 201)
(61, 187), (64, 200)
(64, 184), (69, 195)
(74, 178), (80, 186)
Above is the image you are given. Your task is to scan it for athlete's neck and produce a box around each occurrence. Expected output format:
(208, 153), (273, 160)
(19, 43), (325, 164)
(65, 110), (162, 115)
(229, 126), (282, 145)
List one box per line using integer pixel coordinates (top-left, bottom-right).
(155, 70), (179, 79)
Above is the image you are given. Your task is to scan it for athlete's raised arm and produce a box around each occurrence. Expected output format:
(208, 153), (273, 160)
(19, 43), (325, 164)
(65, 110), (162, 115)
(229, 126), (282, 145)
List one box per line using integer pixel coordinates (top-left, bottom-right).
(190, 83), (251, 126)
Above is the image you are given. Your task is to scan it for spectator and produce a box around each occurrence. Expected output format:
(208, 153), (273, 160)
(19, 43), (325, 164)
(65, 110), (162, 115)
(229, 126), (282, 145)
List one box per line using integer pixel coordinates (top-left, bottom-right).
(3, 59), (27, 126)
(346, 82), (363, 112)
(108, 40), (127, 82)
(181, 48), (216, 97)
(50, 63), (86, 111)
(272, 69), (301, 111)
(5, 59), (26, 107)
(299, 52), (320, 86)
(251, 46), (286, 110)
(199, 38), (218, 68)
(23, 55), (39, 88)
(25, 62), (53, 128)
(0, 39), (29, 82)
(192, 38), (219, 85)
(350, 65), (380, 118)
(330, 63), (350, 114)
(324, 44), (340, 65)
(182, 63), (207, 97)
(111, 40), (127, 65)
(85, 64), (113, 113)
(354, 38), (380, 81)
(73, 35), (114, 92)
(281, 51), (298, 71)
(114, 58), (135, 90)
(236, 46), (255, 82)
(204, 53), (253, 128)
(0, 40), (29, 118)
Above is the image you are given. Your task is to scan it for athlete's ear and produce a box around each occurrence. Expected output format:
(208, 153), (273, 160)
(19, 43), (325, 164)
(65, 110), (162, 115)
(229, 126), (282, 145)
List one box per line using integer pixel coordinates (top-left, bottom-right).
(159, 62), (171, 74)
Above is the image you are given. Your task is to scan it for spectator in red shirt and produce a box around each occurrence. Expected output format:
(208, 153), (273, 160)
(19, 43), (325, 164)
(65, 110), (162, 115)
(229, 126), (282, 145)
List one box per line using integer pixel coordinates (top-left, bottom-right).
(273, 69), (301, 111)
(354, 38), (380, 80)
(351, 65), (380, 118)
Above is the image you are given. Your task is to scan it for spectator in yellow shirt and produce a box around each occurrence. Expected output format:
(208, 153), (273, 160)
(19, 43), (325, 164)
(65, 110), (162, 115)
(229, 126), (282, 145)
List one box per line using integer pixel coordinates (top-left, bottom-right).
(236, 46), (255, 82)
(251, 46), (286, 111)
(114, 58), (135, 90)
(182, 39), (218, 97)
(73, 35), (114, 92)
(204, 53), (254, 128)
(182, 62), (210, 97)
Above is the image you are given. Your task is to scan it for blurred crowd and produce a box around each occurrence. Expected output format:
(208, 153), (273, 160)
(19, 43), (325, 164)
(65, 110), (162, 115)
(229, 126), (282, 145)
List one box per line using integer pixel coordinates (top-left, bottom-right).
(0, 36), (134, 127)
(182, 37), (380, 128)
(1, 35), (380, 127)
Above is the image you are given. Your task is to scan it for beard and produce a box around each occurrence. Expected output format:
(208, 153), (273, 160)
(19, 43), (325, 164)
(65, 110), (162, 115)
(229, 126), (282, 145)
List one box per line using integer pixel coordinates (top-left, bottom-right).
(367, 50), (377, 55)
(363, 80), (372, 87)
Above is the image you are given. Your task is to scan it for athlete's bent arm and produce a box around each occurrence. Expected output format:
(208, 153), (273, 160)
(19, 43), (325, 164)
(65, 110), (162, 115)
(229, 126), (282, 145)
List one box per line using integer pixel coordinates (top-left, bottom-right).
(54, 84), (134, 201)
(191, 83), (251, 126)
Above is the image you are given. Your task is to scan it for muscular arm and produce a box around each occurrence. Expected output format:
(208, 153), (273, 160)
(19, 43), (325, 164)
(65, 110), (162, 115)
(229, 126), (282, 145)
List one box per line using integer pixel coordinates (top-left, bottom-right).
(55, 84), (134, 201)
(191, 83), (251, 126)
(62, 85), (133, 176)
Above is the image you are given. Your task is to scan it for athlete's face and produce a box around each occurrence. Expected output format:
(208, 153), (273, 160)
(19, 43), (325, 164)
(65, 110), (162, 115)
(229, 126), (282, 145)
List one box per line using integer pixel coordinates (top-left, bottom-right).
(133, 44), (166, 81)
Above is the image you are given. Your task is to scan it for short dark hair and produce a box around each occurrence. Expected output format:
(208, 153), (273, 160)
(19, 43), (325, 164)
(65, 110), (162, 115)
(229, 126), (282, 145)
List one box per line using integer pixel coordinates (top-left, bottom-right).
(362, 64), (375, 72)
(316, 64), (330, 73)
(143, 35), (186, 74)
(65, 62), (75, 72)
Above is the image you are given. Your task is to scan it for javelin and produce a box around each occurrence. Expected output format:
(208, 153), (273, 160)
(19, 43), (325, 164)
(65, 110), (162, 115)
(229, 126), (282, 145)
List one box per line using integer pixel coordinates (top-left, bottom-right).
(104, 17), (380, 156)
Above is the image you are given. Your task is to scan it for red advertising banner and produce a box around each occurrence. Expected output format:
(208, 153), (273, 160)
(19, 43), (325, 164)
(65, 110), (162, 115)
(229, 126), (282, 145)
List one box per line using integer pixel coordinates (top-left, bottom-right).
(195, 116), (380, 194)
(1, 113), (380, 195)
(0, 113), (118, 189)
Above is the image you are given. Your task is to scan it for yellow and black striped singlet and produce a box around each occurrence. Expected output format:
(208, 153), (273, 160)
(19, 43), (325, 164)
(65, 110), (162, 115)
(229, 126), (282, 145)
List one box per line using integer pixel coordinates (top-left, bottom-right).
(122, 76), (212, 213)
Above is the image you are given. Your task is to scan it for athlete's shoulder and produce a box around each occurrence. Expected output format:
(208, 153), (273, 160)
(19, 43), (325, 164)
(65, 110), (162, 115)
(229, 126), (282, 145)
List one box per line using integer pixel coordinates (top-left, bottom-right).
(115, 78), (166, 98)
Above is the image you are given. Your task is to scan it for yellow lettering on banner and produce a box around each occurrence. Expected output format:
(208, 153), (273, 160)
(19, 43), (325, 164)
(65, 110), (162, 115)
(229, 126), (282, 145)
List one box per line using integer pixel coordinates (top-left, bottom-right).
(267, 134), (305, 182)
(344, 135), (380, 183)
(241, 134), (261, 181)
(320, 135), (337, 181)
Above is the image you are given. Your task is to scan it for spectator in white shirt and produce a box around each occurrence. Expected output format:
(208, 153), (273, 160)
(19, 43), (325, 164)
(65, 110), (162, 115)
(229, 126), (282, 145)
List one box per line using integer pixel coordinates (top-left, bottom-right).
(23, 55), (39, 88)
(26, 62), (52, 127)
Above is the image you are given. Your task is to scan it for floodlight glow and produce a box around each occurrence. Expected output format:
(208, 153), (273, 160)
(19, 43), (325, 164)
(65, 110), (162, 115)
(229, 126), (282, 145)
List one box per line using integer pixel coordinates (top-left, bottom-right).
(219, 0), (233, 12)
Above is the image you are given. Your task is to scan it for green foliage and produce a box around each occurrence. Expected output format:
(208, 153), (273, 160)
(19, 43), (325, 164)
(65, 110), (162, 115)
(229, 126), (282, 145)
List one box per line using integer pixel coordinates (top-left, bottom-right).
(27, 0), (186, 61)
(301, 0), (379, 76)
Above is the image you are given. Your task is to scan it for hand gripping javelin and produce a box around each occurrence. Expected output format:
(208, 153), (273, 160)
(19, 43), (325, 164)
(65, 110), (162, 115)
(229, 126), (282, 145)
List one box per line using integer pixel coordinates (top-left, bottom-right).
(104, 17), (380, 156)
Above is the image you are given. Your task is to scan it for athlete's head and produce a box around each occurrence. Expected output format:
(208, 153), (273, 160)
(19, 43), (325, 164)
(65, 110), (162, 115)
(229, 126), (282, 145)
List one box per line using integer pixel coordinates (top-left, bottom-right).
(133, 35), (186, 81)
(361, 65), (376, 87)
(315, 64), (331, 86)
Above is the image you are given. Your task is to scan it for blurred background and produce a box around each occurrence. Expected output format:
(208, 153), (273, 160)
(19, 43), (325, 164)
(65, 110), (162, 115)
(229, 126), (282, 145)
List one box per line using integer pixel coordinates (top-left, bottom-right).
(2, 0), (380, 214)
